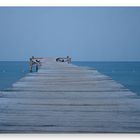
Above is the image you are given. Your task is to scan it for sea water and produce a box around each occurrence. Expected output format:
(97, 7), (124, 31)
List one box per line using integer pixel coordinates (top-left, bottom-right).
(73, 61), (140, 96)
(0, 61), (29, 90)
(0, 61), (140, 96)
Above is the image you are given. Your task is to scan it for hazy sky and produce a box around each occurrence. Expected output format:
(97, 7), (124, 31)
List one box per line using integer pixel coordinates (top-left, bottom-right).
(0, 7), (140, 61)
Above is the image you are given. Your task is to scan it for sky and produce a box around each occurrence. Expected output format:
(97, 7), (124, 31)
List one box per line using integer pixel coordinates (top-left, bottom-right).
(0, 7), (140, 61)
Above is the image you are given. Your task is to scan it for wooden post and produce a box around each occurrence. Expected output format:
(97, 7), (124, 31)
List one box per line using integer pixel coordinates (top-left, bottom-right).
(36, 63), (38, 72)
(69, 57), (71, 63)
(67, 56), (71, 64)
(29, 58), (33, 72)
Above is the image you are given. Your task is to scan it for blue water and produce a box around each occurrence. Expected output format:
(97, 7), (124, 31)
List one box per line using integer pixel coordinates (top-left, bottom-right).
(73, 61), (140, 96)
(0, 61), (29, 90)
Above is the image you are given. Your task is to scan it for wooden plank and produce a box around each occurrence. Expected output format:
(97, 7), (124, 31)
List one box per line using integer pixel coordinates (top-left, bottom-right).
(0, 57), (140, 133)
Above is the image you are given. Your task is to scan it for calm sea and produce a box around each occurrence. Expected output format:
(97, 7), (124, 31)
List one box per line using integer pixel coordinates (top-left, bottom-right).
(0, 61), (29, 90)
(0, 61), (140, 96)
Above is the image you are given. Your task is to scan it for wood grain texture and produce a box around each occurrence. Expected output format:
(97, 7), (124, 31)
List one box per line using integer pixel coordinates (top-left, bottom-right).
(0, 57), (140, 133)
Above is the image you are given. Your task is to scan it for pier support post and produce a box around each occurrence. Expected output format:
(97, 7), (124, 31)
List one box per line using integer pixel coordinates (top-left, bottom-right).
(36, 64), (38, 72)
(29, 58), (33, 72)
(67, 56), (71, 64)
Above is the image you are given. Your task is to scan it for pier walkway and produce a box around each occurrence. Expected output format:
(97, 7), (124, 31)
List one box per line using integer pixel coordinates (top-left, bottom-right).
(0, 58), (140, 133)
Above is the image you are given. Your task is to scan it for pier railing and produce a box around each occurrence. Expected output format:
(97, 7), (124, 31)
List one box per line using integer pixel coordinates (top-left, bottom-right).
(29, 56), (42, 72)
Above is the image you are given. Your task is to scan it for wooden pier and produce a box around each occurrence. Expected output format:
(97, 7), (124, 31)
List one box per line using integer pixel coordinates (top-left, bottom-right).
(0, 57), (140, 133)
